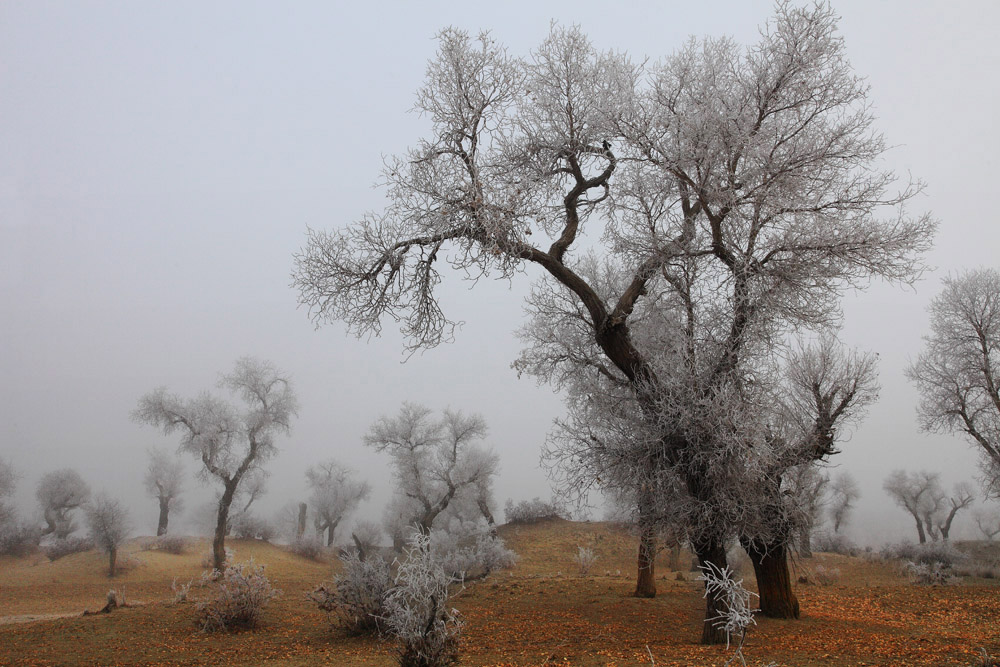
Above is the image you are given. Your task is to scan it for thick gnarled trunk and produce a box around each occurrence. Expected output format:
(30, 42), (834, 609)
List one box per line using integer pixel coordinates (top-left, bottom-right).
(156, 497), (170, 536)
(634, 525), (657, 598)
(213, 483), (237, 572)
(743, 538), (799, 619)
(693, 534), (730, 645)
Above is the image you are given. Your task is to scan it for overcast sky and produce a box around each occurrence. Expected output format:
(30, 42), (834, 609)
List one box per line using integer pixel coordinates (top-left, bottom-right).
(2, 1), (998, 545)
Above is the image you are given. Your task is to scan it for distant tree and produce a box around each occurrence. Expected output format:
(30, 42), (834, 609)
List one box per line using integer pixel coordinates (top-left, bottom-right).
(783, 464), (828, 559)
(143, 448), (184, 536)
(974, 509), (1000, 541)
(0, 459), (16, 527)
(923, 482), (975, 541)
(293, 7), (933, 644)
(908, 269), (1000, 499)
(828, 472), (861, 534)
(365, 403), (499, 537)
(36, 469), (91, 539)
(883, 470), (941, 544)
(350, 520), (384, 561)
(86, 494), (132, 576)
(306, 460), (371, 546)
(133, 357), (297, 572)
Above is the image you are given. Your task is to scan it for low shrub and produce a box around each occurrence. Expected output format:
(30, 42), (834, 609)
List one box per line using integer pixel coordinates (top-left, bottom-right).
(231, 514), (276, 542)
(155, 535), (187, 555)
(432, 526), (518, 580)
(196, 558), (281, 632)
(812, 565), (841, 586)
(385, 533), (464, 667)
(200, 547), (234, 569)
(172, 578), (192, 603)
(503, 497), (565, 525)
(812, 532), (858, 556)
(0, 521), (40, 557)
(880, 541), (966, 568)
(287, 537), (325, 561)
(43, 536), (93, 561)
(573, 546), (596, 575)
(309, 551), (393, 636)
(904, 560), (956, 586)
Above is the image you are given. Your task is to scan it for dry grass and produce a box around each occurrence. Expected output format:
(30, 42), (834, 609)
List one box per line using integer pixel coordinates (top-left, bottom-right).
(0, 524), (997, 666)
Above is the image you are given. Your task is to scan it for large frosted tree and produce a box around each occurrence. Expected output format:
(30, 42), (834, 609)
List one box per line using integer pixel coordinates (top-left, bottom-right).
(294, 5), (933, 643)
(133, 357), (297, 571)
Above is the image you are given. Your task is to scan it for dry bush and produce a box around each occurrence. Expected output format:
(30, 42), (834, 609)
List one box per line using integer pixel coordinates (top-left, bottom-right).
(201, 546), (234, 569)
(503, 497), (565, 525)
(812, 565), (841, 586)
(880, 541), (966, 568)
(196, 558), (280, 632)
(431, 522), (518, 580)
(385, 533), (464, 667)
(0, 521), (40, 556)
(309, 551), (393, 636)
(172, 578), (193, 603)
(812, 532), (858, 556)
(954, 560), (1000, 579)
(903, 560), (957, 586)
(231, 513), (276, 542)
(43, 536), (93, 561)
(573, 546), (596, 575)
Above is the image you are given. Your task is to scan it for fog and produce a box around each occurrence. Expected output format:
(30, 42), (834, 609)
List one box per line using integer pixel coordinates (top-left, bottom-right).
(2, 0), (999, 547)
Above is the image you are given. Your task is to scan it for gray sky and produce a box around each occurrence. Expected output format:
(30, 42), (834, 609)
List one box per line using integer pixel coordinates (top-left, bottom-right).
(2, 1), (998, 545)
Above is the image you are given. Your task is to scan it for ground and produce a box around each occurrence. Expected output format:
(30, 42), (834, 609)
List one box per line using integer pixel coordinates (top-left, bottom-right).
(0, 519), (997, 666)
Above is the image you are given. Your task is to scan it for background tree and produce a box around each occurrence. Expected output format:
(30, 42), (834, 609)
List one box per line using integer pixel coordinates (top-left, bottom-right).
(783, 465), (828, 559)
(923, 482), (974, 541)
(85, 494), (132, 576)
(36, 468), (91, 539)
(365, 403), (499, 537)
(293, 7), (933, 643)
(133, 357), (297, 571)
(0, 459), (16, 528)
(883, 470), (941, 543)
(974, 509), (1000, 541)
(908, 269), (1000, 499)
(143, 448), (184, 536)
(828, 472), (860, 534)
(306, 459), (371, 546)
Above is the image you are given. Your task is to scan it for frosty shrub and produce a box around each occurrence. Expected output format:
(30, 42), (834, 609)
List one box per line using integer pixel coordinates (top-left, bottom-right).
(573, 546), (596, 575)
(880, 541), (966, 568)
(201, 546), (234, 570)
(288, 537), (325, 561)
(698, 562), (778, 666)
(812, 532), (858, 556)
(172, 578), (192, 603)
(503, 497), (564, 524)
(43, 536), (94, 561)
(903, 560), (957, 586)
(811, 565), (841, 586)
(0, 521), (40, 557)
(385, 533), (464, 667)
(231, 513), (276, 542)
(430, 521), (517, 580)
(155, 535), (187, 555)
(196, 558), (281, 632)
(309, 551), (393, 636)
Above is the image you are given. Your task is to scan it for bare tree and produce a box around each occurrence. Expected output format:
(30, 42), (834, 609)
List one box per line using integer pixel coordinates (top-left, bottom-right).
(909, 269), (1000, 499)
(883, 470), (942, 543)
(293, 7), (933, 643)
(828, 472), (860, 534)
(37, 469), (91, 539)
(0, 459), (16, 528)
(144, 448), (184, 536)
(365, 403), (499, 537)
(926, 482), (975, 541)
(133, 357), (297, 571)
(306, 459), (371, 546)
(86, 494), (132, 576)
(784, 465), (828, 559)
(974, 509), (1000, 541)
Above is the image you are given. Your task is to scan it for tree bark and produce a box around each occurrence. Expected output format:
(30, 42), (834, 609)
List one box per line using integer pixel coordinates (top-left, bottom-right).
(798, 527), (812, 558)
(108, 547), (118, 577)
(157, 496), (170, 536)
(634, 523), (657, 598)
(913, 514), (927, 544)
(297, 503), (307, 539)
(742, 538), (799, 619)
(477, 498), (497, 537)
(326, 520), (339, 547)
(692, 533), (731, 645)
(213, 483), (237, 572)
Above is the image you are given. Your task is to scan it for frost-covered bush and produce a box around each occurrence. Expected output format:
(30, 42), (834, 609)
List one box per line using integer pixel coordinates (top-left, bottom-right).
(385, 533), (464, 667)
(310, 551), (393, 636)
(812, 532), (858, 556)
(573, 546), (596, 575)
(904, 560), (957, 586)
(0, 521), (40, 557)
(503, 497), (564, 524)
(698, 561), (777, 666)
(155, 535), (187, 555)
(196, 558), (280, 632)
(172, 577), (192, 603)
(880, 541), (966, 568)
(288, 537), (325, 561)
(430, 520), (517, 579)
(231, 513), (276, 542)
(43, 536), (94, 561)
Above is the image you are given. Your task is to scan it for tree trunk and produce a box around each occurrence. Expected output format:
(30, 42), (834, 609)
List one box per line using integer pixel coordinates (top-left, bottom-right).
(477, 498), (497, 537)
(297, 503), (307, 539)
(798, 526), (812, 558)
(157, 496), (170, 536)
(692, 534), (730, 645)
(352, 532), (367, 562)
(743, 538), (799, 619)
(634, 524), (657, 598)
(109, 547), (118, 577)
(667, 543), (682, 571)
(914, 514), (927, 544)
(326, 520), (339, 547)
(213, 484), (236, 572)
